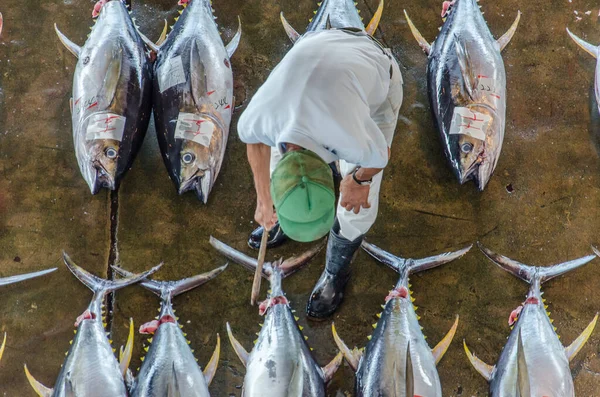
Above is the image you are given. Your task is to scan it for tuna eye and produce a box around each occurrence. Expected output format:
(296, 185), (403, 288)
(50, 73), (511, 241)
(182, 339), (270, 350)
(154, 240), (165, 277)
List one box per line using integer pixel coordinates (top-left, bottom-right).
(182, 152), (195, 164)
(105, 147), (118, 159)
(461, 143), (474, 153)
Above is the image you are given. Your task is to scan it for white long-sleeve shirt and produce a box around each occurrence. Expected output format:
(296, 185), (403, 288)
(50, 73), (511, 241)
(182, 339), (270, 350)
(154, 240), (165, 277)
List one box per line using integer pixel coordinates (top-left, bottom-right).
(237, 29), (401, 169)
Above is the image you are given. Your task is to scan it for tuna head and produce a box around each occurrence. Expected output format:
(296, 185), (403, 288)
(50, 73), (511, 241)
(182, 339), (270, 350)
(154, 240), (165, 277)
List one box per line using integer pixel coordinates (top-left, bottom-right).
(173, 113), (226, 203)
(82, 137), (120, 194)
(446, 105), (500, 191)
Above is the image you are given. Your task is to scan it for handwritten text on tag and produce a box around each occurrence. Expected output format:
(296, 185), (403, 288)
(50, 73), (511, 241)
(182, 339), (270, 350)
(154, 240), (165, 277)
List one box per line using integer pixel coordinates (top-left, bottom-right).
(449, 107), (490, 141)
(174, 113), (215, 147)
(86, 113), (126, 142)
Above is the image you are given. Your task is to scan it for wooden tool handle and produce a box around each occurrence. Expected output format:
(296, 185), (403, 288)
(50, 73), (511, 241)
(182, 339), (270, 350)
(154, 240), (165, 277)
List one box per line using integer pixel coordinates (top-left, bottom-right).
(250, 230), (269, 305)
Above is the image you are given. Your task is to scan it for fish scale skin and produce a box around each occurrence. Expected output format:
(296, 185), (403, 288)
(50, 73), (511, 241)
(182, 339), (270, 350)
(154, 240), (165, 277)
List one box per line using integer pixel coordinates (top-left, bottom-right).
(131, 322), (209, 396)
(243, 304), (325, 397)
(356, 280), (442, 397)
(53, 320), (127, 397)
(72, 0), (152, 191)
(490, 288), (574, 396)
(152, 0), (233, 198)
(427, 0), (507, 186)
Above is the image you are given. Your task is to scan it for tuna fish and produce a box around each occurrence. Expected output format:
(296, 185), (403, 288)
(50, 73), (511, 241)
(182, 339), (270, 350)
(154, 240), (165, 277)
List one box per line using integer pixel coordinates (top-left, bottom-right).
(405, 1), (521, 190)
(112, 263), (228, 396)
(332, 241), (471, 396)
(464, 243), (598, 396)
(566, 28), (600, 114)
(146, 0), (241, 203)
(54, 0), (153, 194)
(24, 253), (161, 397)
(209, 237), (342, 397)
(279, 0), (384, 42)
(0, 267), (57, 364)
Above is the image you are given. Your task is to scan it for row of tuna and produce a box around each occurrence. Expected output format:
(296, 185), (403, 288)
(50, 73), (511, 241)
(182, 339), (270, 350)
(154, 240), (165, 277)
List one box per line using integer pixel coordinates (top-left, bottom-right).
(2, 238), (596, 396)
(53, 0), (240, 202)
(43, 0), (600, 198)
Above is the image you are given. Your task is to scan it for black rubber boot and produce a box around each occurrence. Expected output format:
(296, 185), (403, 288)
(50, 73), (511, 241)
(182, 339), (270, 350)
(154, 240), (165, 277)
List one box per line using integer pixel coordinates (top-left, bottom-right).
(248, 221), (288, 250)
(306, 222), (363, 319)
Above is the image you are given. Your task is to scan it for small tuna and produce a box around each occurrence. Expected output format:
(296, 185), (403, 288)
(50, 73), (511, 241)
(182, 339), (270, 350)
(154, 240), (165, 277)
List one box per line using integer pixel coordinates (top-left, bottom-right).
(567, 28), (600, 114)
(112, 263), (228, 396)
(209, 237), (342, 397)
(145, 0), (241, 203)
(405, 0), (520, 190)
(332, 241), (471, 396)
(0, 267), (57, 364)
(55, 0), (153, 194)
(24, 253), (161, 396)
(464, 243), (598, 396)
(280, 0), (384, 42)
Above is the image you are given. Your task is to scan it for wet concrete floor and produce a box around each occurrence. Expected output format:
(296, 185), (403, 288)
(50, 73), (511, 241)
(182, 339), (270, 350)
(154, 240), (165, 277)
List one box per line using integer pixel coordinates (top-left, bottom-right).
(1, 0), (600, 395)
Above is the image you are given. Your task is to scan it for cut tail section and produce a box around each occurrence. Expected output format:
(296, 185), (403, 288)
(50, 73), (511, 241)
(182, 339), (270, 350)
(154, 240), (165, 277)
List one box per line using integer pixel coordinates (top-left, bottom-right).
(63, 252), (162, 294)
(209, 236), (324, 279)
(0, 268), (57, 287)
(112, 263), (227, 300)
(478, 242), (596, 284)
(361, 241), (471, 275)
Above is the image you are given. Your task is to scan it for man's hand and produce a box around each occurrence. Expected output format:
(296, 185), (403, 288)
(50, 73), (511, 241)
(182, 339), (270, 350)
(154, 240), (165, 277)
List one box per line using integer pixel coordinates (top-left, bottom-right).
(340, 174), (371, 214)
(255, 197), (278, 231)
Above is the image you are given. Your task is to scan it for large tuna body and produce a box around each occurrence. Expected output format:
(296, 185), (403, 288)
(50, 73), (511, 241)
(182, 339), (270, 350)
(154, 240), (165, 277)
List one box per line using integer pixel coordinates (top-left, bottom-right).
(464, 244), (598, 396)
(333, 242), (470, 396)
(210, 237), (342, 397)
(113, 265), (227, 396)
(56, 0), (152, 194)
(24, 254), (160, 397)
(405, 0), (520, 190)
(152, 0), (240, 203)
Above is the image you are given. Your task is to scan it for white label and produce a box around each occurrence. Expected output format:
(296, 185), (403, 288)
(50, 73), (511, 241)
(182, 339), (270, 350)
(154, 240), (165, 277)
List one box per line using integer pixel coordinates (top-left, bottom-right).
(449, 107), (489, 141)
(86, 113), (126, 141)
(158, 55), (186, 93)
(174, 113), (215, 147)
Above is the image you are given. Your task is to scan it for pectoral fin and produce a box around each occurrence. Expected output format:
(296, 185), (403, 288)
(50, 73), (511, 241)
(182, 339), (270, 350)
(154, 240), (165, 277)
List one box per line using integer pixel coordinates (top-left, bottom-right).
(168, 362), (182, 397)
(455, 35), (476, 100)
(331, 323), (362, 371)
(365, 0), (384, 36)
(565, 313), (598, 361)
(226, 322), (249, 367)
(24, 365), (53, 397)
(432, 315), (459, 365)
(463, 340), (494, 381)
(405, 342), (414, 397)
(567, 28), (599, 59)
(226, 16), (242, 58)
(517, 330), (531, 397)
(54, 24), (81, 58)
(404, 10), (431, 55)
(321, 351), (343, 382)
(119, 318), (135, 377)
(280, 12), (300, 43)
(203, 334), (220, 385)
(497, 11), (521, 51)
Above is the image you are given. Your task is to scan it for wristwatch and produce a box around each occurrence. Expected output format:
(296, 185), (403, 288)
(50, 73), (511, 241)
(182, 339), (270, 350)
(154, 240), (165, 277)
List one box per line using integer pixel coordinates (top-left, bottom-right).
(352, 167), (372, 186)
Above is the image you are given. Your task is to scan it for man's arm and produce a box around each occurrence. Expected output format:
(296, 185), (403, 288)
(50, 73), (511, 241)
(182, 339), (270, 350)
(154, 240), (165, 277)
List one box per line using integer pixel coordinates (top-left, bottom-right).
(247, 143), (277, 231)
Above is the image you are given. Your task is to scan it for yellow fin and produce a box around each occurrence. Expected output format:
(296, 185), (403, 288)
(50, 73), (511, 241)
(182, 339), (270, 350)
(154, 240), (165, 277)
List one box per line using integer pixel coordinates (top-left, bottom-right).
(432, 315), (459, 365)
(565, 313), (598, 362)
(203, 334), (220, 386)
(119, 318), (135, 378)
(24, 365), (53, 397)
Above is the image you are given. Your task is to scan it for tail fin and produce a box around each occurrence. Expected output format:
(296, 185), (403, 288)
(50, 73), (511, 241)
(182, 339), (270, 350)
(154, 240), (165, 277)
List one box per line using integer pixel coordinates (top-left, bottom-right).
(478, 243), (596, 284)
(63, 252), (162, 294)
(209, 236), (324, 279)
(112, 263), (227, 299)
(0, 268), (56, 287)
(361, 241), (472, 275)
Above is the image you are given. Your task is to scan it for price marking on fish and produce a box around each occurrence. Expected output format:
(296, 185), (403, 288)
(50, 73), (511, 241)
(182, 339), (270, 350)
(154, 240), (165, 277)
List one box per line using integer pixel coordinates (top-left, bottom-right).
(85, 113), (126, 141)
(174, 113), (215, 147)
(449, 107), (489, 141)
(158, 55), (186, 93)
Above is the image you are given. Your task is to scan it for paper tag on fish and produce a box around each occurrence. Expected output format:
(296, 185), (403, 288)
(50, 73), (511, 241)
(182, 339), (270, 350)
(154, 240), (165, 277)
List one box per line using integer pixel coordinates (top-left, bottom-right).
(174, 113), (215, 147)
(158, 55), (186, 93)
(449, 107), (489, 141)
(85, 113), (126, 142)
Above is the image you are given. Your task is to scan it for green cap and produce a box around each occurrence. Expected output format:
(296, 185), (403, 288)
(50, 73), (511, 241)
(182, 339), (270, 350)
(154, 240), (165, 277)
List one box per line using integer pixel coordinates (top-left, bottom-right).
(271, 150), (335, 242)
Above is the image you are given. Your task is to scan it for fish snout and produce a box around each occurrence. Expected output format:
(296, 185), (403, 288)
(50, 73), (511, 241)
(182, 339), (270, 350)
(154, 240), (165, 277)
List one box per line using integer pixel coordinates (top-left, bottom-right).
(89, 165), (116, 194)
